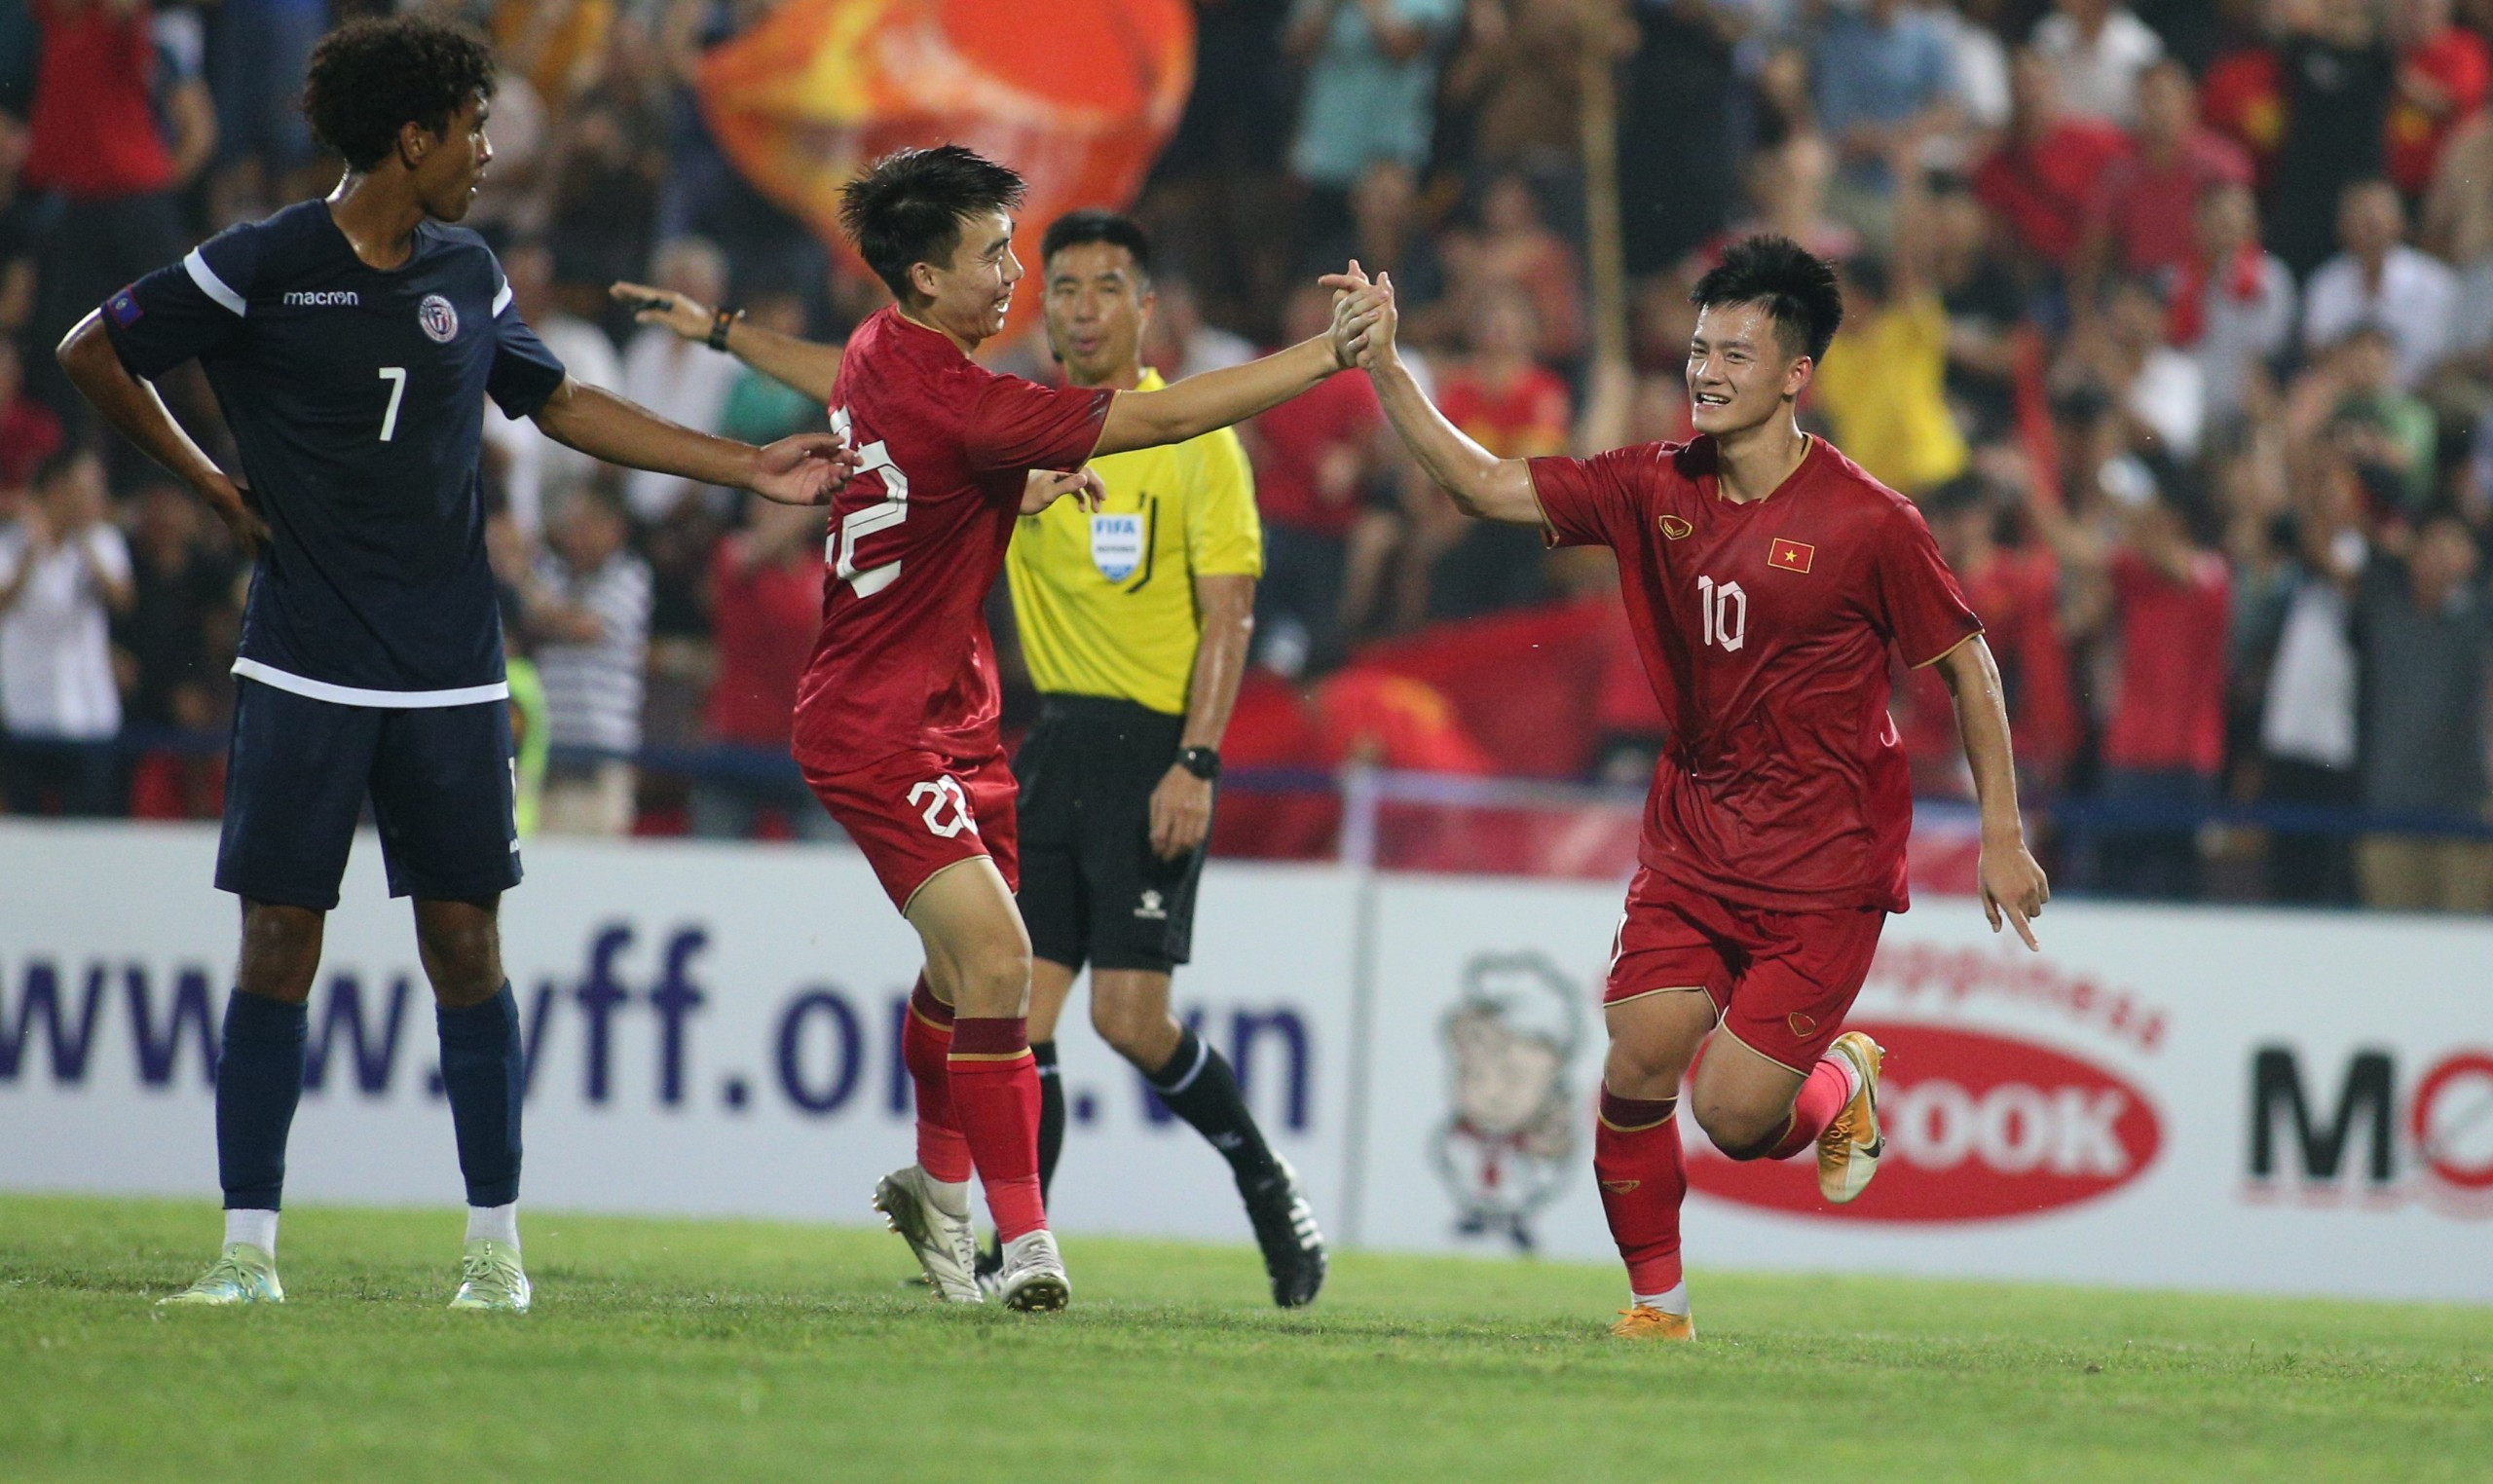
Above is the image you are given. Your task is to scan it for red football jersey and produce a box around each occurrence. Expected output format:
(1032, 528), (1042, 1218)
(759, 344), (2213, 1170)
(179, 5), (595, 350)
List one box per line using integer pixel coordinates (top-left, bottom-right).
(1530, 435), (1981, 912)
(791, 307), (1112, 768)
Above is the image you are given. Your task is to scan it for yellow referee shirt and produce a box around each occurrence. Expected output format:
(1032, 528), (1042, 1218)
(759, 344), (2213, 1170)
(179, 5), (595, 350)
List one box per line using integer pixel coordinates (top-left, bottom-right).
(1006, 368), (1263, 716)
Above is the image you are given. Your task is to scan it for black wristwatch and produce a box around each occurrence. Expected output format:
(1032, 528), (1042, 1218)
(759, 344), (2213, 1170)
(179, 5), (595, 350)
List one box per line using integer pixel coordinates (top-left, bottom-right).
(1175, 746), (1221, 782)
(707, 306), (744, 352)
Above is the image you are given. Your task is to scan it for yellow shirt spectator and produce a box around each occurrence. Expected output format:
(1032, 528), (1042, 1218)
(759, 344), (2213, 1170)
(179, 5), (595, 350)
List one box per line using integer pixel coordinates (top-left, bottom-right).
(1812, 293), (1968, 495)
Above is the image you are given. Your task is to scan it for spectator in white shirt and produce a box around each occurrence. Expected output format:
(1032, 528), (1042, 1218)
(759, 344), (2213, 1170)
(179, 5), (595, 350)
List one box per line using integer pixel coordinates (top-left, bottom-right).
(523, 485), (651, 836)
(0, 448), (132, 816)
(2031, 0), (2164, 126)
(483, 236), (622, 538)
(2301, 178), (2460, 388)
(617, 237), (742, 523)
(2181, 180), (2296, 433)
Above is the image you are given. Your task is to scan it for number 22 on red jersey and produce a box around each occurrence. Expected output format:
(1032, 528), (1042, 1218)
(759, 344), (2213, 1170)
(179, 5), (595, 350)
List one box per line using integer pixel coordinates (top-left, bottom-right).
(827, 406), (909, 598)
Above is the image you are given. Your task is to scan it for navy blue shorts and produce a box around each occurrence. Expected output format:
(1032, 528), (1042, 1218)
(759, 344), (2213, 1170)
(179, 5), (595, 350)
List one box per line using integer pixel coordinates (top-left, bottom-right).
(216, 678), (523, 911)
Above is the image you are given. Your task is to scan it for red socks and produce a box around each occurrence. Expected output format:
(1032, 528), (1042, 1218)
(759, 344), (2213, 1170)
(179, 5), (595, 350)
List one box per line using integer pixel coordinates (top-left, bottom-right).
(1594, 1088), (1687, 1299)
(1766, 1055), (1853, 1161)
(949, 1015), (1048, 1242)
(901, 981), (970, 1183)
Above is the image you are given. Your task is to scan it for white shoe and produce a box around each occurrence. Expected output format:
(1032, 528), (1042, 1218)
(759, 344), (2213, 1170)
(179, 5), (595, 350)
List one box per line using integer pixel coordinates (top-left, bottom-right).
(873, 1166), (981, 1304)
(994, 1229), (1071, 1313)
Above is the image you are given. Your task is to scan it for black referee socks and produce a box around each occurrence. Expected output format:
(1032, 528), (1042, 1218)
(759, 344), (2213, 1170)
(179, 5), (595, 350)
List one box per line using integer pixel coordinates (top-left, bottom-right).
(1146, 1027), (1280, 1186)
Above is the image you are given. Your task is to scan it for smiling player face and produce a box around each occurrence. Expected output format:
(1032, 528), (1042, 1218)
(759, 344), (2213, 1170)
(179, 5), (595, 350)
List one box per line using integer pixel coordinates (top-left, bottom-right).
(1686, 300), (1810, 439)
(916, 209), (1023, 347)
(1043, 241), (1152, 387)
(415, 92), (493, 223)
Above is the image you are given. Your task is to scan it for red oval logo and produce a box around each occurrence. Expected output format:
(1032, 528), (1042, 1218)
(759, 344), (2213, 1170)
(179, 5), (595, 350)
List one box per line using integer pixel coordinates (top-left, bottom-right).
(1686, 1021), (2162, 1222)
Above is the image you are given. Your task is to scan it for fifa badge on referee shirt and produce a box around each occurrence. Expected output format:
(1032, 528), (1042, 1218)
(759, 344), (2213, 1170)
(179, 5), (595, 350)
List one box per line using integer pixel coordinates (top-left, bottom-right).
(1091, 512), (1144, 582)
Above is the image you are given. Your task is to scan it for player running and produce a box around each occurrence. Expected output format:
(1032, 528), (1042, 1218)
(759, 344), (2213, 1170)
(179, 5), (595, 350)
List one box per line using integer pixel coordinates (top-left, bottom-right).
(55, 15), (851, 1312)
(800, 146), (1381, 1312)
(977, 208), (1324, 1305)
(1335, 239), (2049, 1340)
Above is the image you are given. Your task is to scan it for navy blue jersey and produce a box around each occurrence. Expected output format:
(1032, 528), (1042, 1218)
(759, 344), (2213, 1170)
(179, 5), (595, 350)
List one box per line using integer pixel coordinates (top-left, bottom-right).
(101, 201), (568, 703)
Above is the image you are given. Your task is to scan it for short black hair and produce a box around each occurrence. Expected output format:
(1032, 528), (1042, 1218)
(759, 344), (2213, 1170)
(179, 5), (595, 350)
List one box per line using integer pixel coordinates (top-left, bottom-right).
(302, 15), (497, 173)
(837, 145), (1026, 304)
(1040, 209), (1152, 278)
(1690, 235), (1843, 361)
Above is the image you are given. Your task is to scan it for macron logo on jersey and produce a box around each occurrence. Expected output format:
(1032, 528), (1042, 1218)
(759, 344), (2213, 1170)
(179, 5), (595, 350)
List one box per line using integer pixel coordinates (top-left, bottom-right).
(283, 290), (361, 307)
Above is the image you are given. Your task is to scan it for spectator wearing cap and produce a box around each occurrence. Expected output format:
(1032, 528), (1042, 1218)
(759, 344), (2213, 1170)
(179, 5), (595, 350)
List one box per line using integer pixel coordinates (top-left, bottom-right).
(2353, 507), (2493, 911)
(0, 448), (131, 817)
(2301, 178), (2459, 389)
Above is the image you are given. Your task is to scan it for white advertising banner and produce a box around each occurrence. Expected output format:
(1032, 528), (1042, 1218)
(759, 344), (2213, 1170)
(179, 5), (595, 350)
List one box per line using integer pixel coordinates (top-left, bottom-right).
(0, 823), (1354, 1247)
(4, 822), (2489, 1302)
(1356, 873), (2493, 1304)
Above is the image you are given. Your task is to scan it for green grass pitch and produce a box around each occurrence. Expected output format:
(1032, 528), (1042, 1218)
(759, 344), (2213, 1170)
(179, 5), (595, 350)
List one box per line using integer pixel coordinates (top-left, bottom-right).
(3, 1194), (2487, 1483)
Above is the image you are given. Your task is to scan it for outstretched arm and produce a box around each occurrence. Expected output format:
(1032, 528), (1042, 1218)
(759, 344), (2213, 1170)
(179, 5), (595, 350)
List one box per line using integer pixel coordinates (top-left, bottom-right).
(56, 312), (268, 553)
(1342, 269), (1544, 526)
(1933, 633), (2050, 948)
(1090, 278), (1388, 457)
(530, 377), (854, 504)
(611, 280), (845, 405)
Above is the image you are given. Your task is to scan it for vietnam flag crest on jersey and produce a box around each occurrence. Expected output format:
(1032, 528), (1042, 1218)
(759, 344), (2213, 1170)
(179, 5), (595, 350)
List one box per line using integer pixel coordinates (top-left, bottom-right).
(1767, 537), (1815, 574)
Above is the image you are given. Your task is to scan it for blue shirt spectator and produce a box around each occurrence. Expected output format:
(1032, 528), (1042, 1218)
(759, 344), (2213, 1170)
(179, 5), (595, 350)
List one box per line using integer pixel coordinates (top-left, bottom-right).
(1286, 0), (1464, 190)
(1812, 0), (1957, 195)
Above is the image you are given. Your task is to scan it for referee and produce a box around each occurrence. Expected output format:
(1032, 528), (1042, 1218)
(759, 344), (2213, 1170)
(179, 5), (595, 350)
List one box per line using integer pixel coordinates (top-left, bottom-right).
(995, 210), (1324, 1306)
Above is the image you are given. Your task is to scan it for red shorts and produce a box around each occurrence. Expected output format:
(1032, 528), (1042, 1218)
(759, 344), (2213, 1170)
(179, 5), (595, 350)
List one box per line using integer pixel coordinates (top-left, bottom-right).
(1604, 867), (1886, 1073)
(802, 748), (1021, 910)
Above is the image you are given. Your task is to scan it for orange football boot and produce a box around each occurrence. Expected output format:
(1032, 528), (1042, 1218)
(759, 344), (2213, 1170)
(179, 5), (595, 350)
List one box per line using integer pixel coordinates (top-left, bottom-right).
(1816, 1031), (1886, 1204)
(1609, 1305), (1695, 1341)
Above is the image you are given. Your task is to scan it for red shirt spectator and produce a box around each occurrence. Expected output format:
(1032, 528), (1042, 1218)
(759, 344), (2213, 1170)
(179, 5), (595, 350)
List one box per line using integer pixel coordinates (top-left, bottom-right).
(1898, 544), (2074, 795)
(22, 0), (175, 199)
(0, 343), (63, 492)
(1436, 363), (1571, 460)
(1245, 369), (1381, 538)
(1975, 118), (2131, 266)
(2086, 63), (2254, 279)
(2102, 545), (2231, 775)
(703, 526), (821, 747)
(2201, 46), (2285, 188)
(2386, 12), (2490, 197)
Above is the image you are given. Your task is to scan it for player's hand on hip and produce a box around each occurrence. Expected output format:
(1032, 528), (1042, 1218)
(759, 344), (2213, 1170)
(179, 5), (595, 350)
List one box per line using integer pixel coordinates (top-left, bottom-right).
(1021, 466), (1104, 516)
(199, 470), (271, 557)
(610, 280), (712, 343)
(1979, 837), (2051, 951)
(1149, 764), (1213, 859)
(749, 432), (856, 505)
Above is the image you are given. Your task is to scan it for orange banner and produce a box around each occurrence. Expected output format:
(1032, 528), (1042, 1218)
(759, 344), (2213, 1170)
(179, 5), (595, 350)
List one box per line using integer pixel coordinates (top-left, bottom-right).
(697, 0), (1196, 338)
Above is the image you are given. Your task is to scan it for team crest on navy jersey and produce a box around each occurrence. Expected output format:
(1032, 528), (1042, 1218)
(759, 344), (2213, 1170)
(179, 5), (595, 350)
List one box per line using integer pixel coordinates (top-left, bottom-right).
(419, 294), (460, 343)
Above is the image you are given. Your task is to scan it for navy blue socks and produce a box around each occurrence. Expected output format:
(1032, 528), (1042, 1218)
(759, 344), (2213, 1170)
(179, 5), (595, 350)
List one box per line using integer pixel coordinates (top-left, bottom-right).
(436, 983), (523, 1208)
(216, 990), (308, 1211)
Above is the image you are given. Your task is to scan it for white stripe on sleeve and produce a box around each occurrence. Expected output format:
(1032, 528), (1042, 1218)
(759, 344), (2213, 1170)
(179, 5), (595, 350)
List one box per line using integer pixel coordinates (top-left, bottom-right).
(183, 249), (246, 316)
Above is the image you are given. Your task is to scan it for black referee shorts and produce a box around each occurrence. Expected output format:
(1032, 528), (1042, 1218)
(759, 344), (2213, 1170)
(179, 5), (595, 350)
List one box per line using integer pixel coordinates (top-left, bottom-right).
(1014, 694), (1209, 975)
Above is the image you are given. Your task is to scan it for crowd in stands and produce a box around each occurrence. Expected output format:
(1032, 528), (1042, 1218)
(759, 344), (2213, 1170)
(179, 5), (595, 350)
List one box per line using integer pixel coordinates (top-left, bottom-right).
(2, 0), (2490, 912)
